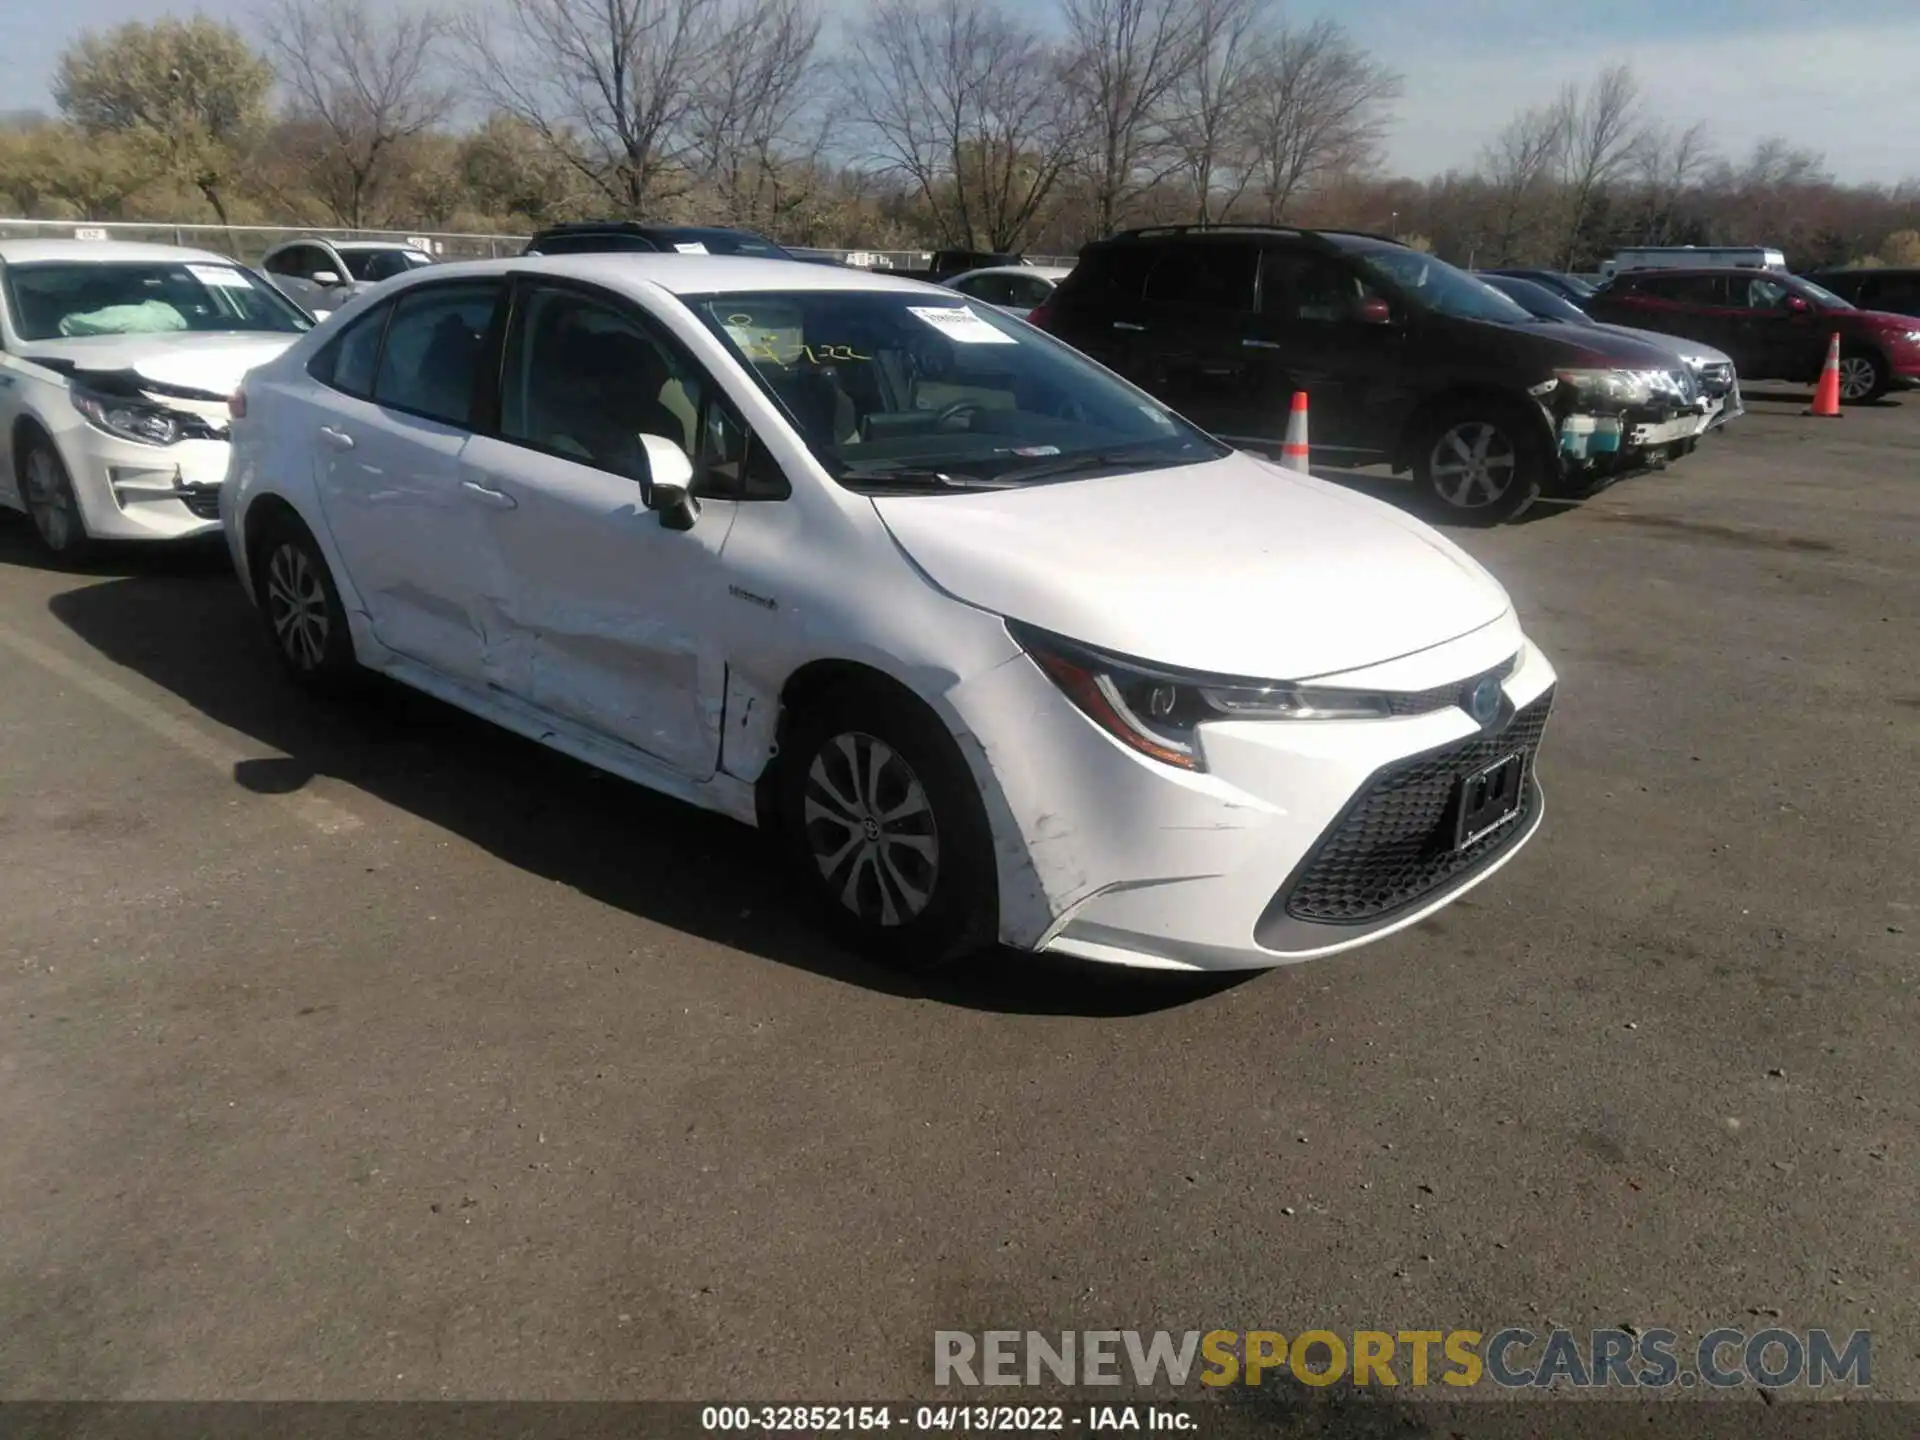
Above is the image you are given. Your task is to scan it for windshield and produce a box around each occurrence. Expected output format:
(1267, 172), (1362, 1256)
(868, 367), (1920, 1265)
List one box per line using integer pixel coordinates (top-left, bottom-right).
(674, 231), (789, 259)
(342, 249), (433, 282)
(4, 261), (312, 341)
(1483, 276), (1590, 324)
(1356, 249), (1535, 324)
(691, 290), (1228, 489)
(1793, 277), (1854, 310)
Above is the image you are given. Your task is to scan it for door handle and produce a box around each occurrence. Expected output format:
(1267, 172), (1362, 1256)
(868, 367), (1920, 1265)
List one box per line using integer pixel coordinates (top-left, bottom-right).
(460, 479), (518, 510)
(1241, 338), (1283, 350)
(318, 425), (355, 451)
(1111, 321), (1147, 332)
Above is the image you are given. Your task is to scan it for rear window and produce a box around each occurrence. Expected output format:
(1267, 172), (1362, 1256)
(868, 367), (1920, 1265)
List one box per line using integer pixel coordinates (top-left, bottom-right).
(1055, 246), (1157, 303)
(527, 233), (659, 256)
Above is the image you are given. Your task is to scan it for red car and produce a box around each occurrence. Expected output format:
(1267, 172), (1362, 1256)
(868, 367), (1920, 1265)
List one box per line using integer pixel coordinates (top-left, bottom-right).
(1586, 267), (1920, 402)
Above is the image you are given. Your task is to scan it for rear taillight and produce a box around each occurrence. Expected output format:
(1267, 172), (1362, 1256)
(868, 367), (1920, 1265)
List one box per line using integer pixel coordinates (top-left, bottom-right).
(228, 389), (247, 421)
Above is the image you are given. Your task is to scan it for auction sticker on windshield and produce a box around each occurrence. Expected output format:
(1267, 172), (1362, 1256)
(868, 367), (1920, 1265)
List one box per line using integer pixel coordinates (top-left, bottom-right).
(187, 264), (252, 288)
(908, 306), (1016, 344)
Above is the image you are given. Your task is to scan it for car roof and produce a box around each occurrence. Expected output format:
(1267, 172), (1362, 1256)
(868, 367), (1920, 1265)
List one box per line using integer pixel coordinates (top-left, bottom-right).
(0, 239), (246, 266)
(949, 265), (1072, 282)
(380, 253), (957, 297)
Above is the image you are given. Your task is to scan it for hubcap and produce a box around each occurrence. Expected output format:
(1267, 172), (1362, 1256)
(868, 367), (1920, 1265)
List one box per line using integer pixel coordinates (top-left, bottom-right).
(23, 449), (76, 550)
(1429, 422), (1517, 508)
(803, 731), (940, 927)
(265, 542), (331, 671)
(1838, 356), (1877, 401)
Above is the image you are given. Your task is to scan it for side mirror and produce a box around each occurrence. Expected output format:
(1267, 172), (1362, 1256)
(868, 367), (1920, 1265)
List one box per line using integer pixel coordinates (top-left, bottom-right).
(638, 433), (699, 529)
(1355, 296), (1394, 325)
(312, 270), (343, 287)
(1784, 295), (1812, 314)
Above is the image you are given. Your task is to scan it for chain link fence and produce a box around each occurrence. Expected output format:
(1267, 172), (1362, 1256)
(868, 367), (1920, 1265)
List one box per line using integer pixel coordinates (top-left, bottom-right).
(0, 218), (1073, 272)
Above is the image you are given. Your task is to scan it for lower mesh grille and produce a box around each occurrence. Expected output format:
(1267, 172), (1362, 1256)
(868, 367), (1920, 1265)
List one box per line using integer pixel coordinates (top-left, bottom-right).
(1277, 690), (1553, 925)
(180, 488), (222, 519)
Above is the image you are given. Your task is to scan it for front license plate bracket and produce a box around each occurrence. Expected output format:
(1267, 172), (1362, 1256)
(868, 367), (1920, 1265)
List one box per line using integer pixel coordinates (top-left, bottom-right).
(1453, 752), (1524, 849)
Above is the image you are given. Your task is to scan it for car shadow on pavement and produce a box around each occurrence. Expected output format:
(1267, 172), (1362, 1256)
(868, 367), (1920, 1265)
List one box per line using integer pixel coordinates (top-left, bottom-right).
(26, 530), (1251, 1018)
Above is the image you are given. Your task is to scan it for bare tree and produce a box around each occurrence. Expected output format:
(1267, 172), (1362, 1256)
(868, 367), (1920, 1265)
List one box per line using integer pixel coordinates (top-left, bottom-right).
(260, 0), (452, 228)
(1480, 92), (1571, 264)
(1633, 118), (1713, 243)
(459, 0), (723, 215)
(1556, 62), (1642, 267)
(1060, 0), (1201, 238)
(1245, 18), (1401, 224)
(1164, 0), (1264, 222)
(848, 0), (1079, 250)
(688, 0), (825, 230)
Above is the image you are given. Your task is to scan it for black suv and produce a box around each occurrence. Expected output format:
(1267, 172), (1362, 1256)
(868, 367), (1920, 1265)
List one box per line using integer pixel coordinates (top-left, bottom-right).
(1805, 266), (1920, 319)
(523, 222), (794, 259)
(1034, 226), (1705, 522)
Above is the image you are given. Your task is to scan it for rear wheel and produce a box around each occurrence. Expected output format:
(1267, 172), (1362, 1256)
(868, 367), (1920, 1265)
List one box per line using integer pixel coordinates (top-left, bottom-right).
(1838, 349), (1888, 403)
(252, 516), (358, 692)
(1413, 405), (1546, 525)
(774, 685), (997, 969)
(18, 435), (94, 561)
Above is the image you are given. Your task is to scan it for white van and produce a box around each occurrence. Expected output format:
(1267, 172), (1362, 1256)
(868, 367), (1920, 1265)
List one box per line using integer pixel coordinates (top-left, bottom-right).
(1600, 246), (1786, 280)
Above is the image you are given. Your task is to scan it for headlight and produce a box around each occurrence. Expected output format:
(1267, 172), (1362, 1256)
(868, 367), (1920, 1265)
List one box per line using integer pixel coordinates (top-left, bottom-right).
(1903, 330), (1920, 345)
(72, 390), (184, 446)
(1553, 369), (1655, 406)
(1010, 622), (1393, 772)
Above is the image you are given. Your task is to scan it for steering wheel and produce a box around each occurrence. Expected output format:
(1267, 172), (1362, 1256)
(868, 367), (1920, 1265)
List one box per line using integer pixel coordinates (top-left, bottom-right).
(934, 399), (984, 431)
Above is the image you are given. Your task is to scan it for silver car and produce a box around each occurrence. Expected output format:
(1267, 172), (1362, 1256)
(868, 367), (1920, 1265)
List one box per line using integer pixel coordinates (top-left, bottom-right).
(260, 238), (434, 318)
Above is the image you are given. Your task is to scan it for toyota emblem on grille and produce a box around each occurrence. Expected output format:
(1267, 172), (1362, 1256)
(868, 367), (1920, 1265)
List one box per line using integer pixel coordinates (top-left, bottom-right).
(1468, 676), (1502, 724)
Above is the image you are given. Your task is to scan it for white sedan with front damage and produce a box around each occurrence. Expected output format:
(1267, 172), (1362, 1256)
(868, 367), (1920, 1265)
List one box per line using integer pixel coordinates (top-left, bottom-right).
(223, 253), (1557, 972)
(0, 240), (312, 558)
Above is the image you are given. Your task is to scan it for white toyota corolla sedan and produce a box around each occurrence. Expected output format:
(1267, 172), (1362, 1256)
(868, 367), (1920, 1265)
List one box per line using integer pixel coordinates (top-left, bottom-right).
(223, 254), (1557, 971)
(0, 240), (312, 557)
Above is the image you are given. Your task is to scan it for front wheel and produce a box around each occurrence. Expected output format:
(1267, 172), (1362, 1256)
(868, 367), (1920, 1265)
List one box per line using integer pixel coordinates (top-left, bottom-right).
(774, 687), (997, 969)
(1838, 350), (1888, 403)
(18, 435), (94, 561)
(1413, 406), (1546, 525)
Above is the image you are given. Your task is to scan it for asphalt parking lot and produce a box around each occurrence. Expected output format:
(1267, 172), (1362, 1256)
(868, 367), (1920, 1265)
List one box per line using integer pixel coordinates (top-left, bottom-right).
(1, 389), (1915, 1405)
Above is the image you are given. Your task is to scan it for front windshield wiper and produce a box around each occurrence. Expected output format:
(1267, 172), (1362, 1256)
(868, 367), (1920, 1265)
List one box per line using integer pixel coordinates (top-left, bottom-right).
(836, 465), (1008, 492)
(995, 445), (1200, 485)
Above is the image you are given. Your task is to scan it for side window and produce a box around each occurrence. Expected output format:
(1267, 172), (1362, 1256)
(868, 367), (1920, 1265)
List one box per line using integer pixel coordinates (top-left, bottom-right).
(500, 285), (704, 480)
(1739, 276), (1789, 310)
(1143, 243), (1258, 312)
(1643, 274), (1726, 305)
(309, 246), (346, 281)
(264, 247), (303, 278)
(372, 282), (500, 426)
(308, 300), (391, 396)
(1879, 276), (1920, 310)
(1006, 275), (1055, 309)
(1259, 249), (1376, 321)
(956, 274), (1013, 306)
(699, 400), (790, 501)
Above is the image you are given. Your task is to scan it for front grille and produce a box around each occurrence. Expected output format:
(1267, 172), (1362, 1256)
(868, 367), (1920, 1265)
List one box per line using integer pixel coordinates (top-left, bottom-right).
(179, 488), (222, 519)
(1277, 690), (1553, 925)
(1383, 654), (1519, 717)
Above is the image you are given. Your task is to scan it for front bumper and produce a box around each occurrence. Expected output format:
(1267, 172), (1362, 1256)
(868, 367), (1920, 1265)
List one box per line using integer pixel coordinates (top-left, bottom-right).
(948, 620), (1558, 971)
(62, 430), (230, 541)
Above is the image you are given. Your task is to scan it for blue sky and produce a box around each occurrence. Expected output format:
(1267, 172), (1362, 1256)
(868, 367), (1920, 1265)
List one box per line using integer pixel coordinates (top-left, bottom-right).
(5, 0), (1918, 186)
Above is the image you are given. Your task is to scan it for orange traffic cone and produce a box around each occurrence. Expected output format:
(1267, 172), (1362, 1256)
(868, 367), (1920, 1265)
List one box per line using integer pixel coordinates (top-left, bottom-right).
(1280, 391), (1311, 471)
(1806, 333), (1843, 418)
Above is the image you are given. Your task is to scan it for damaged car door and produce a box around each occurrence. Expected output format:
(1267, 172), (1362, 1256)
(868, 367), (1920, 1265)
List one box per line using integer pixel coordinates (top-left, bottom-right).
(456, 280), (737, 779)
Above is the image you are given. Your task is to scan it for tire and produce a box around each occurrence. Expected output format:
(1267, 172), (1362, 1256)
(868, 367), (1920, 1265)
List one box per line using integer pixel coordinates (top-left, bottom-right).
(17, 433), (94, 562)
(774, 685), (998, 969)
(1838, 349), (1889, 403)
(1412, 403), (1547, 525)
(251, 515), (359, 692)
